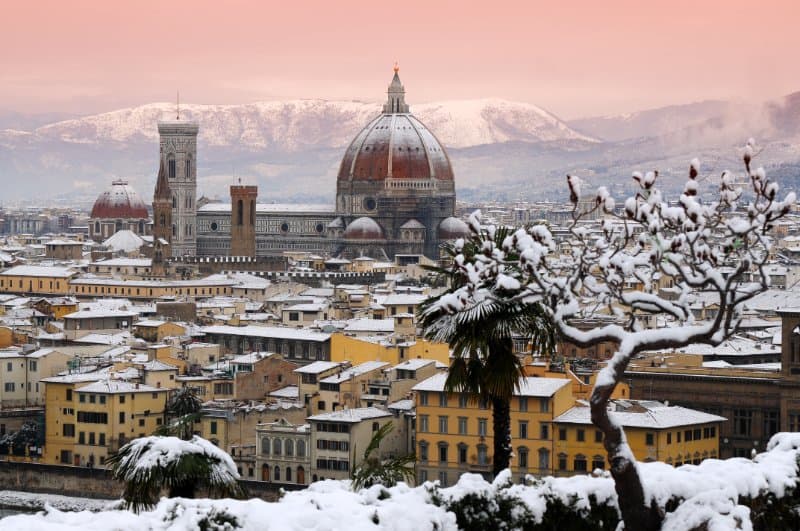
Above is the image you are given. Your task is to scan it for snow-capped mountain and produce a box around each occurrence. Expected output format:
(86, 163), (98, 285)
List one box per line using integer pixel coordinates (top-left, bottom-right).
(21, 98), (596, 151)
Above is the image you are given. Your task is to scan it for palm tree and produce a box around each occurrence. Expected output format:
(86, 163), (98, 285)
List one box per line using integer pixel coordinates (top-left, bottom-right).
(108, 435), (244, 513)
(351, 423), (415, 491)
(419, 224), (557, 476)
(157, 387), (203, 440)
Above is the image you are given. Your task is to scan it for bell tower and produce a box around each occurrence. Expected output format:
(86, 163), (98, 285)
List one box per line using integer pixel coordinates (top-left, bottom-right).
(158, 111), (199, 257)
(230, 182), (258, 258)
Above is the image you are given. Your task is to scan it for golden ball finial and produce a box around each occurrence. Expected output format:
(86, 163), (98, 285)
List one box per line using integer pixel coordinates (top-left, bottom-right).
(393, 61), (399, 73)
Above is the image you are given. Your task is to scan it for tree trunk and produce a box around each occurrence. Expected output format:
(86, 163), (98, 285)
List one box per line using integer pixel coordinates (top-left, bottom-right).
(591, 359), (662, 530)
(169, 482), (196, 499)
(491, 396), (511, 477)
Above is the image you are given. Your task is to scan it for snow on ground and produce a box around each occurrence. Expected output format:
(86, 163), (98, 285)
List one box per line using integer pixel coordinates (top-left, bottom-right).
(3, 433), (800, 530)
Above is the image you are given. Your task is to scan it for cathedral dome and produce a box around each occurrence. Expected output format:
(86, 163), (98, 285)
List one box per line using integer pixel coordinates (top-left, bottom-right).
(344, 217), (384, 239)
(90, 180), (148, 219)
(438, 217), (469, 239)
(337, 68), (454, 183)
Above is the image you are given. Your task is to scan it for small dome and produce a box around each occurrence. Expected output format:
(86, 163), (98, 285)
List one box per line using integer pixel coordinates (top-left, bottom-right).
(400, 219), (425, 230)
(91, 180), (148, 219)
(439, 217), (470, 239)
(344, 217), (384, 240)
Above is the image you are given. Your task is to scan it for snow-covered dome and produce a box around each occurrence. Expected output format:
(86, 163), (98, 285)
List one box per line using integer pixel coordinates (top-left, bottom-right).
(344, 217), (384, 240)
(103, 229), (145, 252)
(91, 180), (148, 219)
(438, 217), (469, 239)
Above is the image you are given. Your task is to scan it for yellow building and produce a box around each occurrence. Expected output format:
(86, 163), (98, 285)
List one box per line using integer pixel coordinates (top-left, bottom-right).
(42, 376), (169, 467)
(69, 277), (235, 300)
(413, 374), (724, 485)
(552, 400), (724, 474)
(329, 332), (449, 366)
(133, 320), (187, 342)
(0, 265), (77, 296)
(413, 373), (574, 485)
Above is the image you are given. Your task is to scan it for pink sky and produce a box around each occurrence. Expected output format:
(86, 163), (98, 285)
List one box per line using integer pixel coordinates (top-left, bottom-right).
(3, 0), (799, 119)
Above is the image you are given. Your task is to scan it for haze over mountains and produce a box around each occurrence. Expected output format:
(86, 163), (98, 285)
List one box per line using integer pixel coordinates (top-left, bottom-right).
(1, 92), (799, 204)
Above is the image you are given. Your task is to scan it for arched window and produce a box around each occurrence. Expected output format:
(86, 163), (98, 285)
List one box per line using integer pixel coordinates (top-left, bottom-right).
(285, 439), (294, 456)
(261, 463), (270, 482)
(167, 154), (176, 178)
(297, 440), (306, 457)
(273, 439), (282, 456)
(274, 465), (280, 481)
(185, 156), (191, 179)
(592, 455), (605, 471)
(573, 454), (587, 472)
(237, 199), (244, 226)
(159, 213), (165, 227)
(297, 466), (305, 484)
(261, 438), (270, 456)
(172, 196), (177, 208)
(285, 467), (292, 482)
(94, 221), (100, 234)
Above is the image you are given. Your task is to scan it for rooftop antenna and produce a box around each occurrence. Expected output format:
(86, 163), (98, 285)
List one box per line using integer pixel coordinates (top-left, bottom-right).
(176, 91), (180, 120)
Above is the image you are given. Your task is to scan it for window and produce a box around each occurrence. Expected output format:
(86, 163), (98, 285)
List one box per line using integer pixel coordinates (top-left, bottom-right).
(78, 432), (85, 444)
(438, 443), (448, 463)
(119, 412), (125, 424)
(573, 454), (587, 472)
(519, 397), (528, 412)
(66, 389), (73, 401)
(458, 417), (468, 435)
(540, 423), (549, 440)
(438, 471), (448, 487)
(138, 418), (145, 427)
(667, 432), (672, 445)
(288, 312), (299, 322)
(211, 421), (218, 435)
(733, 409), (753, 436)
(538, 448), (550, 471)
(576, 429), (585, 442)
(261, 438), (270, 456)
(557, 453), (567, 471)
(518, 447), (529, 469)
(763, 411), (779, 438)
(79, 394), (86, 403)
(3, 383), (12, 392)
(185, 156), (191, 179)
(99, 395), (106, 405)
(592, 455), (605, 471)
(297, 439), (306, 457)
(273, 439), (282, 456)
(539, 398), (549, 413)
(419, 392), (428, 406)
(478, 418), (487, 437)
(168, 154), (176, 178)
(286, 439), (294, 456)
(419, 441), (429, 462)
(438, 393), (448, 407)
(595, 430), (603, 443)
(477, 444), (488, 466)
(419, 415), (429, 433)
(685, 429), (692, 442)
(558, 428), (567, 441)
(76, 412), (108, 424)
(643, 432), (654, 446)
(438, 416), (448, 434)
(88, 432), (95, 445)
(458, 395), (468, 408)
(519, 421), (528, 439)
(119, 395), (125, 404)
(457, 443), (467, 464)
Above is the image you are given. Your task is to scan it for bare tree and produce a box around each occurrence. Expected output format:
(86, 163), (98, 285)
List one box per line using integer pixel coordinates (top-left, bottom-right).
(428, 143), (795, 529)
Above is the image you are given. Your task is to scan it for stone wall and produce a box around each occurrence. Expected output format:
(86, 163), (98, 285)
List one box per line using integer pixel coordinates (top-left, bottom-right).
(0, 460), (301, 501)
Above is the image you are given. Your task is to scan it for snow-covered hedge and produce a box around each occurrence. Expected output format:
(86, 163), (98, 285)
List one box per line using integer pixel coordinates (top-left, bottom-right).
(5, 433), (800, 530)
